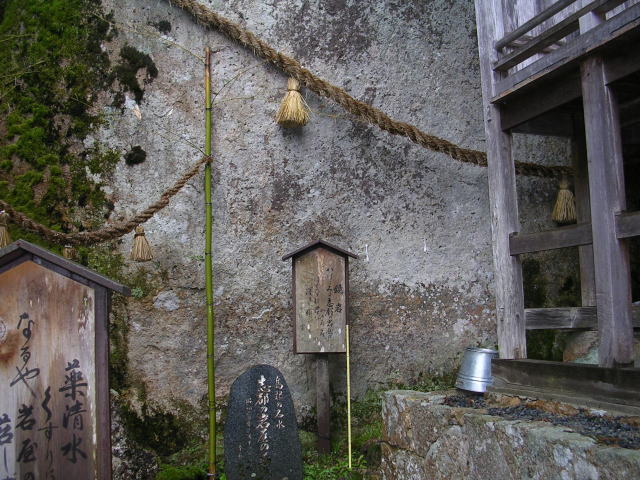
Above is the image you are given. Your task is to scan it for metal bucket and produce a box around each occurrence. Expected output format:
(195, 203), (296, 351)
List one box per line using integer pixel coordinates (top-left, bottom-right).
(455, 347), (498, 393)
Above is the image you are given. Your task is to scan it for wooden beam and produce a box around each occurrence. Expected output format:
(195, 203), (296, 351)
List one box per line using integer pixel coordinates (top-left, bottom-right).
(475, 0), (526, 359)
(493, 3), (640, 101)
(494, 0), (610, 73)
(616, 210), (640, 238)
(495, 0), (576, 50)
(490, 359), (640, 414)
(581, 55), (634, 367)
(509, 223), (592, 255)
(500, 73), (582, 131)
(525, 305), (640, 329)
(604, 43), (640, 85)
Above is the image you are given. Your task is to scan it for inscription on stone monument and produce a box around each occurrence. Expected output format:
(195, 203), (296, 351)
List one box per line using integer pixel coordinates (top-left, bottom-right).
(224, 364), (302, 480)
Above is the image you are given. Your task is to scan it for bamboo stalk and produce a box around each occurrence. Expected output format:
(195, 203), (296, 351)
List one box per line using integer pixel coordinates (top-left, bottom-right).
(204, 47), (217, 478)
(346, 323), (352, 470)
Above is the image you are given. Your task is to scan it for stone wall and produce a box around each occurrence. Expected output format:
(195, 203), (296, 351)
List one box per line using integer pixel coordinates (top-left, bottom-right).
(381, 390), (640, 480)
(95, 0), (572, 417)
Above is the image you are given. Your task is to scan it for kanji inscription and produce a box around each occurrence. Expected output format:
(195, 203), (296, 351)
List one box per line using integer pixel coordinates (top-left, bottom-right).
(0, 261), (97, 479)
(294, 247), (346, 353)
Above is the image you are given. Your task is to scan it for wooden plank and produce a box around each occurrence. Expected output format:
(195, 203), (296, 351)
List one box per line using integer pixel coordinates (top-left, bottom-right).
(490, 359), (640, 414)
(581, 55), (634, 367)
(525, 305), (640, 329)
(93, 286), (112, 479)
(572, 123), (597, 306)
(495, 0), (576, 50)
(0, 261), (99, 479)
(475, 0), (526, 359)
(500, 74), (582, 131)
(604, 42), (640, 84)
(494, 0), (609, 72)
(493, 3), (640, 100)
(294, 248), (347, 354)
(616, 210), (640, 238)
(316, 354), (331, 454)
(509, 222), (592, 255)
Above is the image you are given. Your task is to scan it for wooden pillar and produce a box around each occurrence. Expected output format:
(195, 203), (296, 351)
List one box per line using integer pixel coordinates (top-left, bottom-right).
(316, 354), (331, 454)
(475, 0), (526, 358)
(580, 57), (634, 367)
(571, 120), (596, 306)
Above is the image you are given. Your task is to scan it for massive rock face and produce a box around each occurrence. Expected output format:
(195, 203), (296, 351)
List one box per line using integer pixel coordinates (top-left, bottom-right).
(96, 0), (571, 421)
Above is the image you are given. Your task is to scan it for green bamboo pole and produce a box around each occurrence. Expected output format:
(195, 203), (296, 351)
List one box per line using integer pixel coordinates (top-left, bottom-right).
(204, 47), (216, 478)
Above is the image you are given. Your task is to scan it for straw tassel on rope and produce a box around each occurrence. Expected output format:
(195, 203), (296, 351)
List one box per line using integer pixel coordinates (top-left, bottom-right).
(130, 225), (153, 261)
(552, 176), (577, 224)
(276, 77), (310, 128)
(0, 211), (10, 248)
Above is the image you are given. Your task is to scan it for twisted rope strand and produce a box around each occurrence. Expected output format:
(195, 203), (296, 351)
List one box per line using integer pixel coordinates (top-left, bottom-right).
(169, 0), (572, 179)
(1, 156), (208, 246)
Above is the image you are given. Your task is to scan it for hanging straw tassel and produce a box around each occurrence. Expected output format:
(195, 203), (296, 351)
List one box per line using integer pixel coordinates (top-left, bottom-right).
(552, 176), (577, 224)
(275, 77), (310, 128)
(0, 211), (10, 248)
(63, 245), (76, 260)
(130, 225), (153, 262)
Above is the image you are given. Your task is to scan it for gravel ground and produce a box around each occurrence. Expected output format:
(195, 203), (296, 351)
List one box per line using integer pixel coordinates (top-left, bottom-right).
(443, 393), (640, 449)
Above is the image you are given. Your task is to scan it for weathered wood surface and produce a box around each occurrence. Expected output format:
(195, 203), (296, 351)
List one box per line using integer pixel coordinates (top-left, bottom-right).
(616, 211), (640, 239)
(294, 247), (347, 354)
(315, 355), (330, 454)
(0, 261), (98, 479)
(525, 305), (640, 329)
(491, 359), (640, 413)
(493, 2), (640, 100)
(572, 125), (597, 306)
(509, 222), (592, 255)
(581, 54), (634, 367)
(475, 0), (526, 359)
(494, 0), (611, 72)
(495, 0), (576, 50)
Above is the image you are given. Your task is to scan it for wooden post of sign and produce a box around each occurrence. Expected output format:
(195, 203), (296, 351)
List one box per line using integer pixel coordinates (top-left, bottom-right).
(283, 240), (358, 456)
(316, 354), (331, 453)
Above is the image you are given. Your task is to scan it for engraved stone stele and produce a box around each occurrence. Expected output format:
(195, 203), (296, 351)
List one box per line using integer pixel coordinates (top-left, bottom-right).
(224, 364), (302, 480)
(0, 240), (129, 479)
(282, 240), (358, 354)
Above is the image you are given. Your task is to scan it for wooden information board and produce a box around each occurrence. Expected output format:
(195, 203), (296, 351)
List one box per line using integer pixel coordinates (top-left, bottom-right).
(294, 248), (347, 353)
(283, 240), (357, 355)
(0, 241), (128, 479)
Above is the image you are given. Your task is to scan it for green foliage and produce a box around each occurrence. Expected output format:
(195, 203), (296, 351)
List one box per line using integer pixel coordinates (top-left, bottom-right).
(156, 463), (207, 480)
(303, 453), (366, 480)
(0, 0), (118, 246)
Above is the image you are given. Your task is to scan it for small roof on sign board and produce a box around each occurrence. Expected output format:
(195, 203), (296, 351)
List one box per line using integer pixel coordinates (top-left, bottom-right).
(0, 240), (131, 295)
(282, 239), (358, 261)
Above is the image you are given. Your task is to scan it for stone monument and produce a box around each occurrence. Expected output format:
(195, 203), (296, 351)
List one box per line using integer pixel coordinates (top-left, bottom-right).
(224, 364), (302, 480)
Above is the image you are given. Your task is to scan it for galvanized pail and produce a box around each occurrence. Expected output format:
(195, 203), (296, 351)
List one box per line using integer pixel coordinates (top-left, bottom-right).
(455, 347), (498, 393)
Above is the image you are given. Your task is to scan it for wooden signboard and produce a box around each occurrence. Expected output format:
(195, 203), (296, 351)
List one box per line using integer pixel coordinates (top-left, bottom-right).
(283, 240), (357, 354)
(0, 240), (129, 479)
(282, 240), (357, 454)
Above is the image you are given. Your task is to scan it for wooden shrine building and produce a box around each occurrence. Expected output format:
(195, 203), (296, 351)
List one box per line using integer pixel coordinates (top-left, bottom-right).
(474, 1), (640, 409)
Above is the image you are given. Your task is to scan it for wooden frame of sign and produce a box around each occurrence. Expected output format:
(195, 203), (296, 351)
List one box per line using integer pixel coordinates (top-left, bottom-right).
(0, 240), (130, 479)
(282, 240), (357, 453)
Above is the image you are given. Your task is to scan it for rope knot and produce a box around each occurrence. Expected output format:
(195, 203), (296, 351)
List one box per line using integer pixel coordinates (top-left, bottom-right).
(203, 155), (213, 164)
